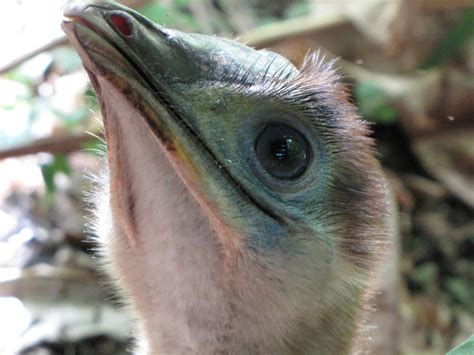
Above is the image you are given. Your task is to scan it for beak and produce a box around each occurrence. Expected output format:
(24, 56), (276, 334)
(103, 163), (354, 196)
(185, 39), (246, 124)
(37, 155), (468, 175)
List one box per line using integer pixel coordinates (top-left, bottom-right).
(62, 1), (192, 150)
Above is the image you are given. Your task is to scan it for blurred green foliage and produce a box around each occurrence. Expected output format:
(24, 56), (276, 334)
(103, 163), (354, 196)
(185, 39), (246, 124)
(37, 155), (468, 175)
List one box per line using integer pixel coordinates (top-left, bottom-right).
(139, 3), (198, 30)
(354, 82), (397, 124)
(40, 154), (71, 197)
(420, 7), (474, 69)
(445, 278), (474, 311)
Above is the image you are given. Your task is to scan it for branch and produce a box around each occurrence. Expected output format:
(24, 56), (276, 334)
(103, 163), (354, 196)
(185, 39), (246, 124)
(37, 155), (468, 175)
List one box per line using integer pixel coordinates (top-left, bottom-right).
(0, 0), (150, 74)
(0, 133), (100, 160)
(239, 13), (346, 48)
(0, 36), (69, 74)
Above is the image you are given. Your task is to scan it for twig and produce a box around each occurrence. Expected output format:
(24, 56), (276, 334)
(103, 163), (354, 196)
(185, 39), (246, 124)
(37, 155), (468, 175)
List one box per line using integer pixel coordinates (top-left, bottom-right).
(0, 133), (99, 160)
(0, 0), (149, 75)
(0, 36), (69, 74)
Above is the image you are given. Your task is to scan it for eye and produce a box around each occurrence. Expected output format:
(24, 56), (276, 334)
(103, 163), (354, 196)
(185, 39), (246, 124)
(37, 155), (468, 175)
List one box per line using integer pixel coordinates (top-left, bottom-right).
(255, 124), (311, 180)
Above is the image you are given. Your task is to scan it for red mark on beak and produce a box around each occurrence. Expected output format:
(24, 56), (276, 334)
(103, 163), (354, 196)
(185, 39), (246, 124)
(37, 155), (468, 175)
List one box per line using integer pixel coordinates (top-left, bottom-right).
(110, 14), (132, 37)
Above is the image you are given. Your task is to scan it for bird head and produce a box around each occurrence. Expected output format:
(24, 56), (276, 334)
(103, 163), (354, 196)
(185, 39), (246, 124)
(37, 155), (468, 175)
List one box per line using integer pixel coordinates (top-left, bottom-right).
(63, 2), (392, 353)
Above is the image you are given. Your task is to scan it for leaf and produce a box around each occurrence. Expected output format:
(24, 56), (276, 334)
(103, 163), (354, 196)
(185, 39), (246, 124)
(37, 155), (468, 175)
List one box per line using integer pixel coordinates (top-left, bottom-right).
(447, 335), (474, 355)
(408, 263), (438, 290)
(354, 82), (397, 124)
(40, 154), (71, 195)
(445, 278), (474, 309)
(41, 163), (56, 194)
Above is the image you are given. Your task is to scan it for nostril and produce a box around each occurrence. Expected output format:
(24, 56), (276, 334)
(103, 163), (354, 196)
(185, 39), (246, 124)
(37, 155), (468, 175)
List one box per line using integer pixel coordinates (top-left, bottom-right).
(110, 13), (132, 37)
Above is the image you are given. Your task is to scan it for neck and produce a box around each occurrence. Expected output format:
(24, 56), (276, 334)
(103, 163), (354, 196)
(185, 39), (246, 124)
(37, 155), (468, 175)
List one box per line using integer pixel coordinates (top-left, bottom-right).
(94, 80), (368, 354)
(95, 80), (230, 352)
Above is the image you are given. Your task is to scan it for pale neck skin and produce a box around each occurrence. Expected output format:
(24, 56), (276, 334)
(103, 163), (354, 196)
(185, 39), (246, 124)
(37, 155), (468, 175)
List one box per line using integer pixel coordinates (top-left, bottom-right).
(94, 79), (369, 355)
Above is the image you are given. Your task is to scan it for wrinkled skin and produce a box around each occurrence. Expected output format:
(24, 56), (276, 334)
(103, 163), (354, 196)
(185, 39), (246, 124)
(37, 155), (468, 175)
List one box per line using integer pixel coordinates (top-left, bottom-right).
(63, 2), (392, 354)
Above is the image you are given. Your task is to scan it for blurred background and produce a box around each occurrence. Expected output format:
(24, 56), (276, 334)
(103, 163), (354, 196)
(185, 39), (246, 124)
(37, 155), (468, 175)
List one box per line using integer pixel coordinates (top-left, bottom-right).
(0, 0), (473, 354)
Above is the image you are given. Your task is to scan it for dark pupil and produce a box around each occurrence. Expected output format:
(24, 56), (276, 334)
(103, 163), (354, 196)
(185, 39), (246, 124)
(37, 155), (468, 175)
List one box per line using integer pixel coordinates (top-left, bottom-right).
(255, 125), (310, 180)
(272, 138), (292, 160)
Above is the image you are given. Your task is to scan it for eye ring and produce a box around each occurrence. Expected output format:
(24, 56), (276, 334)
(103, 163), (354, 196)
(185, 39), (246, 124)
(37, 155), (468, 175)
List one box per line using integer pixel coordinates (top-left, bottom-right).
(254, 124), (311, 180)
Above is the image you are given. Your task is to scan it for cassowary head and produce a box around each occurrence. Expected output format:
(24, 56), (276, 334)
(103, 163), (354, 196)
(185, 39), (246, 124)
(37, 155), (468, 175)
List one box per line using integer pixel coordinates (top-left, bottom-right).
(63, 2), (392, 354)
